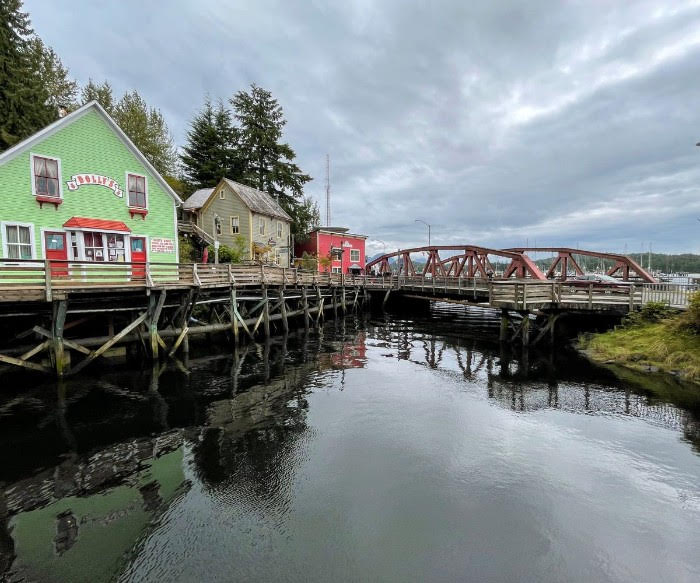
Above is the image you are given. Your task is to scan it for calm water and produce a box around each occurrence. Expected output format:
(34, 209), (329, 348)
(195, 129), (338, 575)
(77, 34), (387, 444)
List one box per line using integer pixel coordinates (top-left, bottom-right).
(1, 305), (700, 583)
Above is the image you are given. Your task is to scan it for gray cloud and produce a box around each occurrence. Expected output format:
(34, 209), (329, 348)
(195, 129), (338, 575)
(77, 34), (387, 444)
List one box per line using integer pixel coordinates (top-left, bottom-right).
(26, 0), (700, 254)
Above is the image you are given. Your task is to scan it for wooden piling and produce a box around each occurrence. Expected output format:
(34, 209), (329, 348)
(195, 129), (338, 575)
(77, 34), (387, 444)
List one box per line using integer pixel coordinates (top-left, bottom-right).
(499, 309), (509, 342)
(263, 287), (271, 338)
(231, 286), (239, 345)
(302, 286), (310, 329)
(279, 289), (289, 333)
(51, 300), (68, 377)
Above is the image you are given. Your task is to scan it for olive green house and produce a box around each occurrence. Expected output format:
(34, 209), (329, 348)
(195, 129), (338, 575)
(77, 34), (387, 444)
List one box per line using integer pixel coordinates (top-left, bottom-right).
(182, 178), (293, 267)
(0, 101), (182, 266)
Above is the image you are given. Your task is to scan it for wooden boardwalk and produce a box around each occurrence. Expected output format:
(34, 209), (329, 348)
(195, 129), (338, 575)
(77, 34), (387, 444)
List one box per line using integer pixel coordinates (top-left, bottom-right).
(0, 259), (695, 377)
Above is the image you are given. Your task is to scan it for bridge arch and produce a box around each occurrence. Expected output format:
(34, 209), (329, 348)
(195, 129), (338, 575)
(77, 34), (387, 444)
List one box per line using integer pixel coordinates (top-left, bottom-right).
(365, 246), (547, 279)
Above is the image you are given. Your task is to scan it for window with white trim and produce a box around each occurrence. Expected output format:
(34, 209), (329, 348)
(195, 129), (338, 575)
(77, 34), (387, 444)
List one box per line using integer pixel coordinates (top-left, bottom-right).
(331, 267), (342, 274)
(350, 249), (360, 262)
(32, 155), (60, 198)
(4, 224), (33, 259)
(277, 221), (283, 238)
(127, 174), (147, 208)
(230, 216), (239, 234)
(258, 216), (265, 236)
(219, 190), (225, 199)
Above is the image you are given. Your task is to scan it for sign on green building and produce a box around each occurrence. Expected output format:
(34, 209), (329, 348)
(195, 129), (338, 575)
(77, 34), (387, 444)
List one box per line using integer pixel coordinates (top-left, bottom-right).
(0, 102), (181, 265)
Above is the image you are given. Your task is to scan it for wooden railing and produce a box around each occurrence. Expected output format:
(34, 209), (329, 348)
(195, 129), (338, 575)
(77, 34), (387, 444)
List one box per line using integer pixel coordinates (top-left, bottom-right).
(0, 259), (696, 309)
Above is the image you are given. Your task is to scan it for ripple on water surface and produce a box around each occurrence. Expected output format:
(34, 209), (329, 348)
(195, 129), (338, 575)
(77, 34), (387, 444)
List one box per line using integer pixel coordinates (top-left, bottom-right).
(1, 308), (699, 583)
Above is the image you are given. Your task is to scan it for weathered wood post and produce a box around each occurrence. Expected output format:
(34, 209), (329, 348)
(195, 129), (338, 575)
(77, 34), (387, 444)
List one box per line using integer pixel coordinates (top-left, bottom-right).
(341, 284), (347, 313)
(279, 288), (289, 333)
(332, 287), (338, 318)
(499, 308), (509, 342)
(51, 300), (68, 377)
(302, 286), (310, 329)
(147, 290), (166, 360)
(231, 286), (239, 345)
(315, 286), (323, 324)
(521, 312), (530, 345)
(263, 286), (271, 339)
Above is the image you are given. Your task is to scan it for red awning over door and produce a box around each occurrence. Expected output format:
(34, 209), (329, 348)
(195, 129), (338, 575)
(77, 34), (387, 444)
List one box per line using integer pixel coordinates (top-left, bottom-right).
(63, 217), (131, 232)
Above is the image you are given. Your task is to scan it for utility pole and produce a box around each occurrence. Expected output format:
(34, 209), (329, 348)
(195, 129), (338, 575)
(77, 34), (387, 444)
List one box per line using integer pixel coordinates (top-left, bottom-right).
(325, 154), (331, 226)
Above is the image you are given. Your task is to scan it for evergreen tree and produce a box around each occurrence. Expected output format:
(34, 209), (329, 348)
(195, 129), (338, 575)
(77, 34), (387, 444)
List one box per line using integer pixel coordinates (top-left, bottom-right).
(0, 0), (54, 150)
(81, 79), (115, 114)
(180, 98), (239, 189)
(112, 90), (177, 176)
(230, 84), (313, 238)
(28, 37), (78, 116)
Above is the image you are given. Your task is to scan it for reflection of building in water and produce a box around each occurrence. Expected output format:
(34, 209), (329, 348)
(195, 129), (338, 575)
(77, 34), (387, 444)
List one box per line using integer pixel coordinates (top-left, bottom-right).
(1, 431), (186, 583)
(329, 330), (367, 369)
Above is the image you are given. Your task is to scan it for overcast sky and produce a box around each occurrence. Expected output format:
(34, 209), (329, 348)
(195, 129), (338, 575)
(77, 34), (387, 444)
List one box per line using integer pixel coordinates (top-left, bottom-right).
(26, 0), (700, 255)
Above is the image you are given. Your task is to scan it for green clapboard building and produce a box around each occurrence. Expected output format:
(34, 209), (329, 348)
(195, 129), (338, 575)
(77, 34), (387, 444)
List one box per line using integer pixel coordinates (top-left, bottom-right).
(0, 101), (181, 266)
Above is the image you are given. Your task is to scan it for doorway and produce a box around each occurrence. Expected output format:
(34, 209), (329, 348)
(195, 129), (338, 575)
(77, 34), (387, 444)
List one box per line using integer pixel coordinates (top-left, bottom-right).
(44, 231), (68, 277)
(131, 237), (147, 279)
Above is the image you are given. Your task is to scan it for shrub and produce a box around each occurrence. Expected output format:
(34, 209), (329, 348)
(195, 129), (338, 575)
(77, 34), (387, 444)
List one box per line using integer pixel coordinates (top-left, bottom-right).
(207, 235), (248, 264)
(624, 301), (674, 326)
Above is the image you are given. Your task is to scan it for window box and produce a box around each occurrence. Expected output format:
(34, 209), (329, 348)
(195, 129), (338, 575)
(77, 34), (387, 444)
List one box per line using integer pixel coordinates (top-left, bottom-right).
(36, 195), (63, 209)
(128, 207), (148, 219)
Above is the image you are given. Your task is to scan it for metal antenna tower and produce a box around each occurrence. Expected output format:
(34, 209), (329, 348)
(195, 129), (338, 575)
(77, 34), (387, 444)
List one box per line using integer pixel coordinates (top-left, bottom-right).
(325, 154), (331, 226)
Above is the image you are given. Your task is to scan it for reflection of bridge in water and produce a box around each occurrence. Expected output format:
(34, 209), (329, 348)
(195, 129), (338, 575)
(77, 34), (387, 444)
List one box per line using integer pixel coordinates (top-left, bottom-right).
(367, 317), (700, 447)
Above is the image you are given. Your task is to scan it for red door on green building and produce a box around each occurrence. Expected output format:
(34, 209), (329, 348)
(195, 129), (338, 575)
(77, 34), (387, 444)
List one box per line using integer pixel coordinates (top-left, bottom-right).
(44, 232), (68, 277)
(131, 237), (147, 280)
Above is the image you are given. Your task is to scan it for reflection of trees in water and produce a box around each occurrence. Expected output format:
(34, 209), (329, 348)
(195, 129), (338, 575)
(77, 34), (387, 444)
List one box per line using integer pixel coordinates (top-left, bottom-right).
(367, 317), (700, 452)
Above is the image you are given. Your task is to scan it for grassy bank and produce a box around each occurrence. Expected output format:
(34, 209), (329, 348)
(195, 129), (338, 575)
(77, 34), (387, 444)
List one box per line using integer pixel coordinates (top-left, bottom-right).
(579, 294), (700, 383)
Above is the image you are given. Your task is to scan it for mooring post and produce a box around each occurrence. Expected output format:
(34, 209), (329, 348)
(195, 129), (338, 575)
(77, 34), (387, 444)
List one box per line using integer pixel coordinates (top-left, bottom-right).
(279, 288), (289, 333)
(51, 299), (68, 377)
(499, 308), (509, 342)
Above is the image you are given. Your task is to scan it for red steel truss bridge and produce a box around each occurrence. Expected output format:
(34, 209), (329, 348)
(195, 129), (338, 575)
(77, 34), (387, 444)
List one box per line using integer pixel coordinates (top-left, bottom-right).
(365, 245), (656, 283)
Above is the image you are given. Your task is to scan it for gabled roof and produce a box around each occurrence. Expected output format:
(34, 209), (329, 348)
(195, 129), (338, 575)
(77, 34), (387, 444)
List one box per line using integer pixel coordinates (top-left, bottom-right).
(222, 179), (292, 222)
(0, 101), (183, 205)
(183, 188), (214, 210)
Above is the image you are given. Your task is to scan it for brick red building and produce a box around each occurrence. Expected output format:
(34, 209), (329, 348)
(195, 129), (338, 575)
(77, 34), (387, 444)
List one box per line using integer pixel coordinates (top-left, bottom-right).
(295, 227), (367, 274)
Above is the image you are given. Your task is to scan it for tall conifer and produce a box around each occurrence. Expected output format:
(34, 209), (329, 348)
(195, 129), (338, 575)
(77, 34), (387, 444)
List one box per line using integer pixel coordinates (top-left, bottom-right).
(0, 0), (54, 151)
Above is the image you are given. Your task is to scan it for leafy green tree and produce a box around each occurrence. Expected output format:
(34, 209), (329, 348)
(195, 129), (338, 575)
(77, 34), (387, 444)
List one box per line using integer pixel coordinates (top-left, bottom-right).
(0, 0), (54, 150)
(81, 79), (115, 114)
(112, 90), (177, 176)
(230, 84), (312, 238)
(292, 196), (321, 242)
(28, 37), (78, 115)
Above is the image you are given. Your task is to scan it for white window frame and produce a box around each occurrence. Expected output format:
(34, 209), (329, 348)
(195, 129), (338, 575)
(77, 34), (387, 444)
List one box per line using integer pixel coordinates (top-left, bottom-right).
(230, 215), (239, 235)
(277, 221), (283, 238)
(125, 171), (148, 210)
(30, 153), (63, 200)
(331, 266), (342, 274)
(258, 216), (265, 236)
(1, 221), (36, 260)
(219, 190), (226, 199)
(350, 249), (360, 262)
